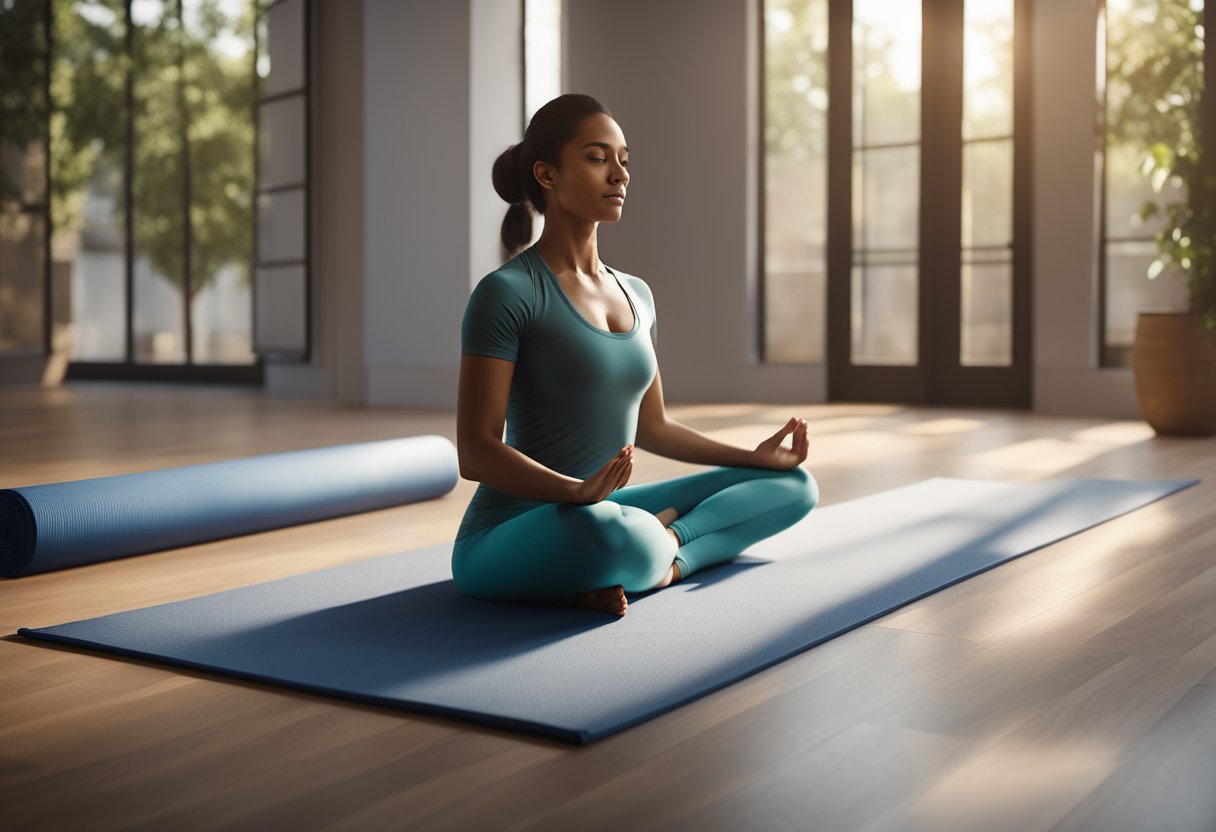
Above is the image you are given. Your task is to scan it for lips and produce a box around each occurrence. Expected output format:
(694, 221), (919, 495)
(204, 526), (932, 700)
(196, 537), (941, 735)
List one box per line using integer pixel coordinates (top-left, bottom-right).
(604, 193), (625, 201)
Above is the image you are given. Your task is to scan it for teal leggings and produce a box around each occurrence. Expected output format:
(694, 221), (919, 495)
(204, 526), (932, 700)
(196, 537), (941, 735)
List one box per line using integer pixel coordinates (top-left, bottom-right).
(452, 465), (819, 606)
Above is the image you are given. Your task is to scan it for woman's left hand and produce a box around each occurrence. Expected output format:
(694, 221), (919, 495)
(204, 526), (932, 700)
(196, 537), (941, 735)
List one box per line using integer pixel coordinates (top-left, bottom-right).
(750, 417), (809, 470)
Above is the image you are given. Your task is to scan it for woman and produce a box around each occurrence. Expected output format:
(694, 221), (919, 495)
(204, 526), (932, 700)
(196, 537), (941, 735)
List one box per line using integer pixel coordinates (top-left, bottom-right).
(453, 93), (818, 617)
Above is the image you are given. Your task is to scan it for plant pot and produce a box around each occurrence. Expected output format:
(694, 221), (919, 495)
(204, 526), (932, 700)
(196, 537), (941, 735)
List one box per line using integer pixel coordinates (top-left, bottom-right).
(1132, 311), (1216, 436)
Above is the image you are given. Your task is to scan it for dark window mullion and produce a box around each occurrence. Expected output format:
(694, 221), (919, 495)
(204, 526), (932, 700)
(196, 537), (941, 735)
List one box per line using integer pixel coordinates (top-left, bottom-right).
(1097, 0), (1110, 366)
(1105, 234), (1163, 244)
(254, 181), (307, 195)
(42, 0), (52, 356)
(251, 0), (259, 358)
(178, 0), (192, 365)
(853, 139), (921, 152)
(961, 242), (1015, 251)
(258, 86), (305, 105)
(962, 134), (1014, 145)
(125, 0), (135, 364)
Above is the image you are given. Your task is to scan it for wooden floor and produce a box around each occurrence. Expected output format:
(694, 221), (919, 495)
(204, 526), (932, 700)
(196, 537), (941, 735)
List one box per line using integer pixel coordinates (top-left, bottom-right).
(2, 381), (1215, 831)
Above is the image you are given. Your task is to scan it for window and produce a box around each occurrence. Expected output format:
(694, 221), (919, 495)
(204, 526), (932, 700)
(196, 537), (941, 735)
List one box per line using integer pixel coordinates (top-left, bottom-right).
(1099, 0), (1203, 367)
(523, 0), (561, 128)
(253, 0), (309, 360)
(762, 0), (828, 363)
(521, 0), (561, 251)
(0, 0), (51, 355)
(762, 0), (1029, 407)
(961, 0), (1014, 366)
(850, 0), (921, 366)
(46, 0), (260, 370)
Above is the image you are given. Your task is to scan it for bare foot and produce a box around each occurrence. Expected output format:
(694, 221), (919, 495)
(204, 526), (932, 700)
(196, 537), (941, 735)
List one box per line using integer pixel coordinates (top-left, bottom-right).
(574, 585), (628, 616)
(656, 506), (679, 528)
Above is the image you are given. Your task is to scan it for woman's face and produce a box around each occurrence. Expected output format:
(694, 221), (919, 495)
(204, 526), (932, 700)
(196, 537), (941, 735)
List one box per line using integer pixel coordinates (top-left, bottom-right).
(534, 113), (630, 222)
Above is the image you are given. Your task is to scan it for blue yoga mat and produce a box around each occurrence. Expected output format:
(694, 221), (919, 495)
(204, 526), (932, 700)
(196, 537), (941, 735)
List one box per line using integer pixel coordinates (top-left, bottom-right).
(0, 435), (458, 578)
(17, 475), (1197, 743)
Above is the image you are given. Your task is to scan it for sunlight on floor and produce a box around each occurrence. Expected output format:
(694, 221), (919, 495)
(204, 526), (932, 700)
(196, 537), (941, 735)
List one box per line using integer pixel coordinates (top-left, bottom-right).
(871, 737), (1118, 831)
(967, 437), (1127, 476)
(1068, 421), (1157, 445)
(897, 418), (989, 436)
(702, 425), (923, 466)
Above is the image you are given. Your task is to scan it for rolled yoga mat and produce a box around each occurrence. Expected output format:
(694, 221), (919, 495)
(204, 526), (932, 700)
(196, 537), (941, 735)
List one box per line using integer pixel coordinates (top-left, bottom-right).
(18, 475), (1198, 743)
(0, 435), (459, 578)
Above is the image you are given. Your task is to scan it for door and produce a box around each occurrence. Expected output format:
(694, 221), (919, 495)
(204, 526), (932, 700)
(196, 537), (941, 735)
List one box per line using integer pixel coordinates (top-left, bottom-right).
(826, 0), (1031, 407)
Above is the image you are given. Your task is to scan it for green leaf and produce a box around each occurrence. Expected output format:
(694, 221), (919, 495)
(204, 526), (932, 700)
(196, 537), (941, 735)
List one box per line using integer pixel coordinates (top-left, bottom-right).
(1150, 165), (1170, 192)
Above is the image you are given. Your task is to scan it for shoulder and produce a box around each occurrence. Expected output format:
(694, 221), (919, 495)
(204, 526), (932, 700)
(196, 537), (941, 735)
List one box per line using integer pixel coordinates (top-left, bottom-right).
(473, 254), (535, 294)
(468, 255), (539, 307)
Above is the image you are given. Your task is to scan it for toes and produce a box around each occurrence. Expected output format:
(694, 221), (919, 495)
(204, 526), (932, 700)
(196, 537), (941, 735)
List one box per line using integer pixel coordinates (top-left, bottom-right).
(575, 586), (628, 616)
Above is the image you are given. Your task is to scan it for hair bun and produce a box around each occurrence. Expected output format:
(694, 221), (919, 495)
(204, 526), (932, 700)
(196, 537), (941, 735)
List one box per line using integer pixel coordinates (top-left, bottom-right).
(492, 142), (528, 207)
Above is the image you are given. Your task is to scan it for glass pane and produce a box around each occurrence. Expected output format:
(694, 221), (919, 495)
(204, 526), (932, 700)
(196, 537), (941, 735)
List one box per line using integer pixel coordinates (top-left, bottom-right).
(963, 0), (1013, 140)
(851, 263), (917, 365)
(0, 0), (50, 352)
(852, 145), (919, 251)
(259, 0), (304, 97)
(763, 0), (828, 363)
(50, 0), (129, 361)
(1105, 239), (1188, 351)
(67, 163), (127, 361)
(1104, 141), (1186, 240)
(0, 143), (46, 210)
(1, 0), (50, 207)
(257, 188), (305, 262)
(132, 0), (186, 363)
(254, 264), (305, 352)
(193, 262), (254, 362)
(852, 0), (920, 147)
(184, 0), (255, 365)
(962, 138), (1013, 248)
(0, 210), (46, 350)
(961, 257), (1013, 366)
(257, 96), (305, 188)
(524, 0), (562, 126)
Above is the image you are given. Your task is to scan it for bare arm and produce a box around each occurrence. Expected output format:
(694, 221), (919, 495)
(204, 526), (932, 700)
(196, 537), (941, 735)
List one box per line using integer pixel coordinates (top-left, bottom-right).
(634, 367), (758, 466)
(636, 366), (810, 469)
(456, 353), (588, 503)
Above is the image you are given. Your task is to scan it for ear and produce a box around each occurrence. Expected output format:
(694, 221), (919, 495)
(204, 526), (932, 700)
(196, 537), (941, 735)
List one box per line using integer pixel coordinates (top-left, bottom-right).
(532, 160), (556, 192)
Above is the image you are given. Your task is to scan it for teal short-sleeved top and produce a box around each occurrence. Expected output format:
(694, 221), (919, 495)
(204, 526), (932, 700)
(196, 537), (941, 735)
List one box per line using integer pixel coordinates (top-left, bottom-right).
(456, 243), (659, 541)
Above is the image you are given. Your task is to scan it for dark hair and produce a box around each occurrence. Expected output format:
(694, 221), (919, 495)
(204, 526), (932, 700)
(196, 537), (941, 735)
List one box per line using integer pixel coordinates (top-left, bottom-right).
(492, 93), (613, 259)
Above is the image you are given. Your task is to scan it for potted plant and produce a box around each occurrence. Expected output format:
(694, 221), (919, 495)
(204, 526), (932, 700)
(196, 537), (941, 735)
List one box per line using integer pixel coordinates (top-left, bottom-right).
(1110, 1), (1216, 436)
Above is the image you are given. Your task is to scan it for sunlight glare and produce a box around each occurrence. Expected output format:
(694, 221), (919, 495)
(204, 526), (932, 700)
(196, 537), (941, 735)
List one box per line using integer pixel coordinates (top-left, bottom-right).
(898, 418), (988, 436)
(1068, 422), (1157, 445)
(854, 0), (922, 92)
(968, 438), (1116, 475)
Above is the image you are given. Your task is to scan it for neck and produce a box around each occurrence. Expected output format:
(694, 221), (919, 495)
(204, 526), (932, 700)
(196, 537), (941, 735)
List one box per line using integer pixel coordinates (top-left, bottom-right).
(533, 214), (602, 277)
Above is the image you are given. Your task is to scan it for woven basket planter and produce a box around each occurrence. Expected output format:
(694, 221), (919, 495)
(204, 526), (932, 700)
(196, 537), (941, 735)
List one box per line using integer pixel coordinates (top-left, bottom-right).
(1132, 312), (1216, 436)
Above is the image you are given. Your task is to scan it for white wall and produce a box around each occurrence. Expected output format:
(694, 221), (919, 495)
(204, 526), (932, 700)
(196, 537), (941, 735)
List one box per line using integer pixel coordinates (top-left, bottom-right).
(470, 0), (525, 293)
(1031, 0), (1140, 417)
(346, 0), (519, 407)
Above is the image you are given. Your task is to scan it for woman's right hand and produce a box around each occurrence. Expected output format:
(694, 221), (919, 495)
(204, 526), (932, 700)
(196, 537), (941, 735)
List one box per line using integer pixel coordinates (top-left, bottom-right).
(571, 444), (634, 503)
